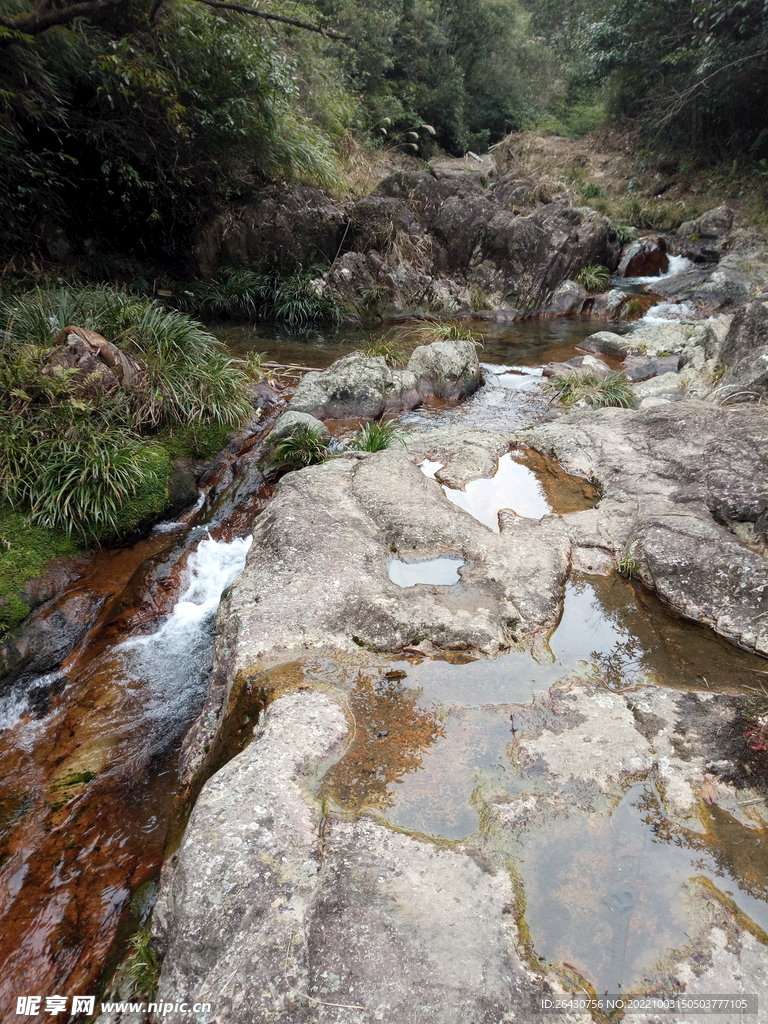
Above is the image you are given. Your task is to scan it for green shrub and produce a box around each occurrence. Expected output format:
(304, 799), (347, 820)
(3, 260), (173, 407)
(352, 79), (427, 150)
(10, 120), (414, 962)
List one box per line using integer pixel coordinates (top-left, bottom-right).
(574, 264), (611, 292)
(0, 287), (252, 542)
(186, 269), (342, 328)
(271, 426), (330, 470)
(544, 372), (636, 409)
(580, 182), (604, 199)
(348, 420), (405, 452)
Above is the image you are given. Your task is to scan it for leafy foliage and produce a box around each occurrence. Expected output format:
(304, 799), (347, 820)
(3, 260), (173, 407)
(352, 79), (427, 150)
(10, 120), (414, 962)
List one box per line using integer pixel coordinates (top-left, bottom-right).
(582, 0), (768, 159)
(0, 287), (253, 541)
(0, 1), (346, 255)
(301, 0), (561, 153)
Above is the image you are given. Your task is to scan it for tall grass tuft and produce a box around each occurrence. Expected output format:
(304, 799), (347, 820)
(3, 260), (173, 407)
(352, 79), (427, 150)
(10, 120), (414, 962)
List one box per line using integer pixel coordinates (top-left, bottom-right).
(407, 320), (483, 345)
(270, 425), (330, 470)
(574, 264), (611, 292)
(348, 420), (405, 452)
(544, 372), (636, 409)
(183, 269), (343, 328)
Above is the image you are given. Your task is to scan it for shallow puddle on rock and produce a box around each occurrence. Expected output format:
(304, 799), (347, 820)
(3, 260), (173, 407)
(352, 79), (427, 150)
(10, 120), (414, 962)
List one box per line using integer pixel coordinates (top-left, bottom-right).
(422, 449), (600, 532)
(442, 453), (551, 529)
(387, 555), (465, 587)
(319, 574), (768, 842)
(518, 782), (768, 994)
(388, 574), (767, 711)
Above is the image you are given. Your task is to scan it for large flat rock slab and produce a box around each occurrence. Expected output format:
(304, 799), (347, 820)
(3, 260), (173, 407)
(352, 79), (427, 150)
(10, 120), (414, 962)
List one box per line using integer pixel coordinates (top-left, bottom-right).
(154, 690), (550, 1024)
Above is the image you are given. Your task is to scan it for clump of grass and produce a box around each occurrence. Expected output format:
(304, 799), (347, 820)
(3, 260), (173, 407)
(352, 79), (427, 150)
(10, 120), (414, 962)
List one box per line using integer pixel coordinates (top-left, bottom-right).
(0, 287), (254, 542)
(123, 924), (161, 999)
(574, 264), (611, 292)
(544, 371), (636, 409)
(408, 320), (483, 345)
(362, 339), (407, 367)
(614, 223), (638, 244)
(580, 182), (604, 199)
(617, 541), (641, 579)
(271, 425), (330, 470)
(348, 420), (405, 452)
(622, 298), (644, 320)
(181, 269), (342, 328)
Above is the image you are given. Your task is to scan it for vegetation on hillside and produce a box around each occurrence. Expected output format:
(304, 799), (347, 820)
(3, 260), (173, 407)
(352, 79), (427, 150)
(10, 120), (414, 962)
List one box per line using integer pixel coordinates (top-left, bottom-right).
(0, 288), (252, 537)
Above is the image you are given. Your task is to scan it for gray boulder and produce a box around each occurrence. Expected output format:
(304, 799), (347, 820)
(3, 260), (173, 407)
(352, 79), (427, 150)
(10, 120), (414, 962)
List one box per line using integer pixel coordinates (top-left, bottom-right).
(632, 371), (685, 401)
(622, 354), (681, 381)
(265, 411), (330, 444)
(405, 338), (482, 400)
(675, 205), (734, 261)
(544, 279), (587, 316)
(468, 203), (612, 308)
(288, 341), (482, 420)
(526, 401), (768, 654)
(718, 299), (768, 398)
(288, 352), (421, 420)
(194, 186), (346, 277)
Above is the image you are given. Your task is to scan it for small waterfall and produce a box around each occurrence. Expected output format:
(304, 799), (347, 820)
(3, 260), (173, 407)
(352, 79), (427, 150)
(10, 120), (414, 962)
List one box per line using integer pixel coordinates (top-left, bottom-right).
(118, 533), (253, 753)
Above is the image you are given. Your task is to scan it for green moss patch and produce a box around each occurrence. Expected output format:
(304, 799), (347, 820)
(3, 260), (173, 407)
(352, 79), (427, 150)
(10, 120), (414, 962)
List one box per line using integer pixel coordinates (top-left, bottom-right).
(0, 505), (80, 634)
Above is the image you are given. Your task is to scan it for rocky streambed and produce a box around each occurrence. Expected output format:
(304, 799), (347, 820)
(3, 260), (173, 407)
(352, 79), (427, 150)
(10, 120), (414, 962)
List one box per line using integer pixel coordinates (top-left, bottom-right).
(146, 303), (768, 1023)
(4, 246), (768, 1022)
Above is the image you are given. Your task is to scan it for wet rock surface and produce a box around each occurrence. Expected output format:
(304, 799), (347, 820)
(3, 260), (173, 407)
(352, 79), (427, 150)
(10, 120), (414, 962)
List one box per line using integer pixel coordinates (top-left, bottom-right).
(618, 235), (669, 277)
(149, 344), (768, 1024)
(155, 690), (557, 1024)
(525, 401), (768, 653)
(157, 671), (768, 1024)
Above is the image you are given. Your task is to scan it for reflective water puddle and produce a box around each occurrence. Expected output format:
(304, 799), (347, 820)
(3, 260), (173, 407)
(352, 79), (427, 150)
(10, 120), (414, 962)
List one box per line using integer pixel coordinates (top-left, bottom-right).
(319, 575), (768, 837)
(230, 568), (768, 1003)
(519, 783), (768, 994)
(422, 449), (600, 531)
(310, 570), (768, 997)
(387, 555), (465, 587)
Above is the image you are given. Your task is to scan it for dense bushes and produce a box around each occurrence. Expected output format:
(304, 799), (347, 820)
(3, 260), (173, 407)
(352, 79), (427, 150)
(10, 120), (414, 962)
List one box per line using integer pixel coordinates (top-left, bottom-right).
(183, 269), (343, 327)
(0, 0), (349, 257)
(0, 288), (253, 542)
(321, 0), (562, 153)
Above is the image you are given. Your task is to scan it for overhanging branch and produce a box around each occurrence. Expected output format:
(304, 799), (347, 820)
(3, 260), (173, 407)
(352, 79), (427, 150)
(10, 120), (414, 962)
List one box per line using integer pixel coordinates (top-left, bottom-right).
(190, 0), (348, 38)
(0, 0), (349, 45)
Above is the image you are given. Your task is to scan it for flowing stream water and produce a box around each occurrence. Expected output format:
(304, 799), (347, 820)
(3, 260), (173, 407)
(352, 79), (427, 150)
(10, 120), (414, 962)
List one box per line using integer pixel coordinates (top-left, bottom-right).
(2, 309), (766, 1011)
